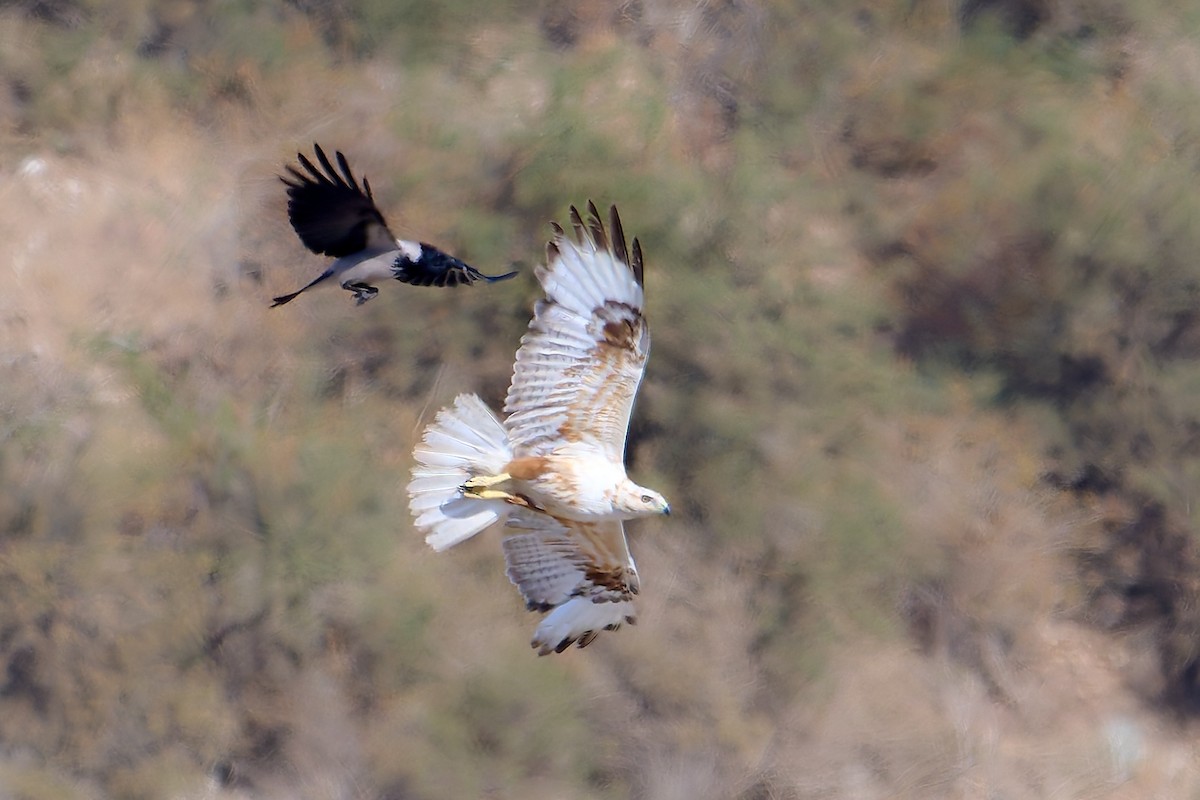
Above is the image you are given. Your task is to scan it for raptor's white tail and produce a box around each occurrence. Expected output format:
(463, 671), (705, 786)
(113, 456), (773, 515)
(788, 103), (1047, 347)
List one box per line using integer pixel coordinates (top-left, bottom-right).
(407, 393), (513, 551)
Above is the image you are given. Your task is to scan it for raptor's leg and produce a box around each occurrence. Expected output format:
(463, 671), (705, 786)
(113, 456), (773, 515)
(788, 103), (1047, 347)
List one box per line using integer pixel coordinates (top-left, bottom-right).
(462, 486), (538, 512)
(462, 472), (511, 490)
(462, 487), (520, 502)
(461, 472), (516, 501)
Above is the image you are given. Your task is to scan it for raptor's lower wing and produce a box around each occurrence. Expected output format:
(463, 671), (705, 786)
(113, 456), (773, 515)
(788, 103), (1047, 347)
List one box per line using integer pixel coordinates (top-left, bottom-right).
(501, 509), (639, 655)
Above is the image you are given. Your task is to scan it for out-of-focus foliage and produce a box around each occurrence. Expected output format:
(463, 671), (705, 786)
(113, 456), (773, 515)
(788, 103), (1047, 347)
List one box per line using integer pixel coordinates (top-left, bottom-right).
(3, 0), (1200, 797)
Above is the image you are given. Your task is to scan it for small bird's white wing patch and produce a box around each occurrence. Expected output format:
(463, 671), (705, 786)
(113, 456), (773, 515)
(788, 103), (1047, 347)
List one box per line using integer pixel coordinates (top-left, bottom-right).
(501, 510), (639, 655)
(504, 204), (648, 462)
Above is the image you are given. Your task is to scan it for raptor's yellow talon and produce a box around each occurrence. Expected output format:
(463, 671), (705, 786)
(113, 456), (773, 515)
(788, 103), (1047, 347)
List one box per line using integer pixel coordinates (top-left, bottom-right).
(462, 473), (511, 491)
(462, 487), (515, 502)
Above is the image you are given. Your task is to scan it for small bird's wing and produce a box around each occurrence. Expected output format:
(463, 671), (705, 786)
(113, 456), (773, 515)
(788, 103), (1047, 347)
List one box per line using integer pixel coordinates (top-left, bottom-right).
(503, 203), (648, 461)
(501, 510), (639, 655)
(393, 243), (520, 288)
(281, 143), (396, 256)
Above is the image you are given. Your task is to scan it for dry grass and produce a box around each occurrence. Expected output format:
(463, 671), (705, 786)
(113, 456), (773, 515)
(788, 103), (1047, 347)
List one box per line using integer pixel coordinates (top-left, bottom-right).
(4, 2), (1200, 799)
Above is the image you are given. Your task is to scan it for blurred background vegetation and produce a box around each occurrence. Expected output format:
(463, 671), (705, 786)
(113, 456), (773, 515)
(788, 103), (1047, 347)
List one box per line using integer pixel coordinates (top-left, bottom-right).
(2, 0), (1200, 797)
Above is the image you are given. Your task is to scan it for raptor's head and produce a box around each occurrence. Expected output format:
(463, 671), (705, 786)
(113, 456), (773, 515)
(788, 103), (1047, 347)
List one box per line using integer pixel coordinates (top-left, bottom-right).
(616, 481), (671, 518)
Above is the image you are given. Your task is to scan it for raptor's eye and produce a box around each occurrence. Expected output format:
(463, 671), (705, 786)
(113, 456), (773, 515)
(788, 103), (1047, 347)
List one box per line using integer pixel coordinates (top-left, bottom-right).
(641, 494), (653, 503)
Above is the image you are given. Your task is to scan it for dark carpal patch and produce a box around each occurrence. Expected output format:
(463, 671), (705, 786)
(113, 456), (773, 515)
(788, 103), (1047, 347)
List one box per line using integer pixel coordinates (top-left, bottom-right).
(582, 564), (635, 598)
(598, 302), (643, 351)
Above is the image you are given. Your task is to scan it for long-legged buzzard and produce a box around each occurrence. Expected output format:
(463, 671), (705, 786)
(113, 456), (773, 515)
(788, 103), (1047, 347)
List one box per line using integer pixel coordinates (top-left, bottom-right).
(408, 203), (669, 654)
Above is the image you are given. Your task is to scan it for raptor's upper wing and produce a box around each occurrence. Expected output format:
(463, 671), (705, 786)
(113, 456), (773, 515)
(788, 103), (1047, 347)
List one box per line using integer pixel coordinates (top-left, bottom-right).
(503, 203), (648, 463)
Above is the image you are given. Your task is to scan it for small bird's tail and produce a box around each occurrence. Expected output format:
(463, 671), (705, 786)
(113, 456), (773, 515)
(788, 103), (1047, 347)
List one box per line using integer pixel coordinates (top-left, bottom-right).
(408, 393), (514, 551)
(473, 264), (520, 283)
(270, 289), (303, 307)
(270, 267), (335, 307)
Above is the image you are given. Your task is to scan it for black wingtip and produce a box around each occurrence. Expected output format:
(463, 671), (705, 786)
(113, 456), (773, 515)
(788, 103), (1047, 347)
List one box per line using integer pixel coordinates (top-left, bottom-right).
(585, 200), (607, 250)
(314, 144), (338, 180)
(631, 237), (644, 286)
(281, 144), (391, 257)
(550, 203), (642, 284)
(568, 205), (586, 242)
(608, 204), (630, 267)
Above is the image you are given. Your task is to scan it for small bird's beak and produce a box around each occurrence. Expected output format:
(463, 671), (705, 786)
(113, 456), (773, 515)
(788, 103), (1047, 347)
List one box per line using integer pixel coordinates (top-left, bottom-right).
(663, 504), (671, 517)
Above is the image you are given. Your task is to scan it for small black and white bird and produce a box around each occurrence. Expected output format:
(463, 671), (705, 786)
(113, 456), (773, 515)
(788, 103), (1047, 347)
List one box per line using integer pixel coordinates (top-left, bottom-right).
(272, 144), (517, 307)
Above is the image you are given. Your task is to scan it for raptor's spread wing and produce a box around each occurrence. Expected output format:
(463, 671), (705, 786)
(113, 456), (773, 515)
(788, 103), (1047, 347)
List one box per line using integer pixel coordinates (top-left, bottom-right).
(503, 203), (648, 462)
(501, 509), (639, 655)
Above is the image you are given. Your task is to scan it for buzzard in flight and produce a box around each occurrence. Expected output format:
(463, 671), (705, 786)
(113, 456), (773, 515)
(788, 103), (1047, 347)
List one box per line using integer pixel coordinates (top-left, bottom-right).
(408, 203), (669, 654)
